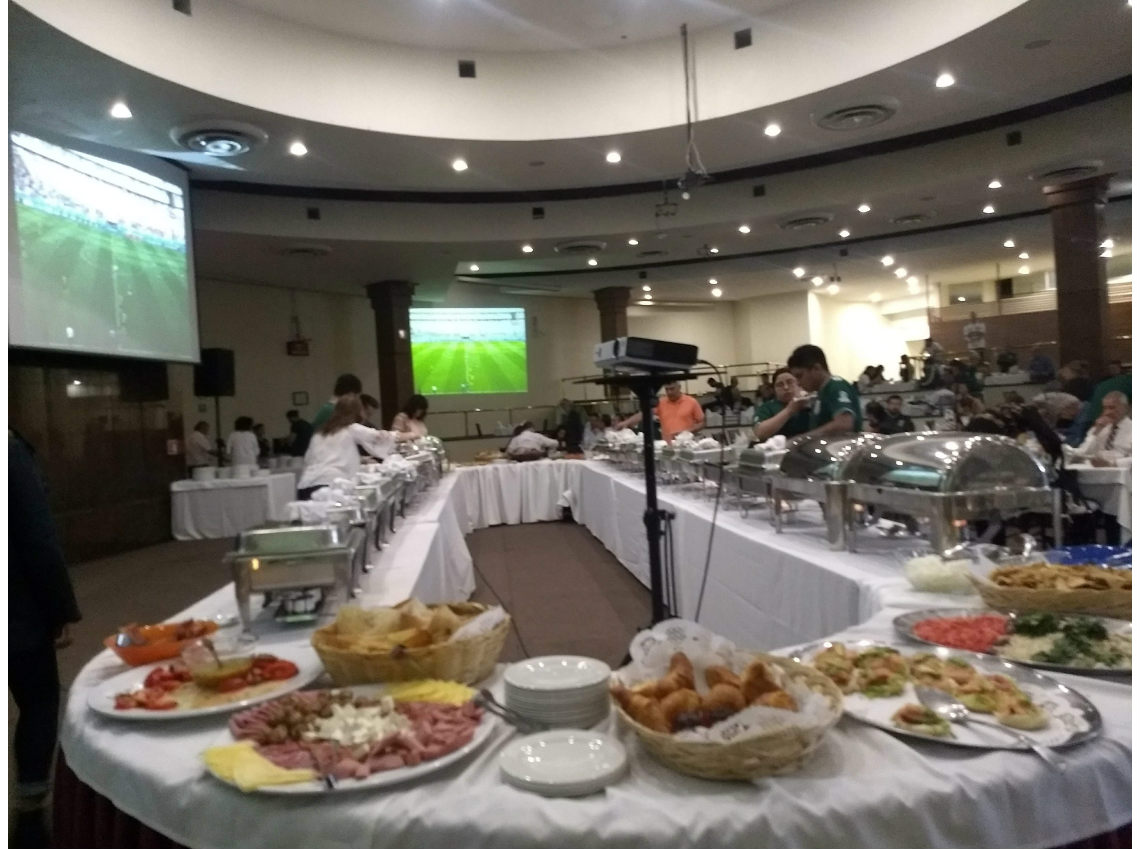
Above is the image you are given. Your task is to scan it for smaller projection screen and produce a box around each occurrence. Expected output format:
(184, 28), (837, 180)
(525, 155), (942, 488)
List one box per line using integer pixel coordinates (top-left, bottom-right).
(409, 307), (527, 394)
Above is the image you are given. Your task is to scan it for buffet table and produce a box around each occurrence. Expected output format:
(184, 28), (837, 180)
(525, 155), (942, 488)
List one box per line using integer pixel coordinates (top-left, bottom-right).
(457, 459), (581, 529)
(1072, 464), (1132, 539)
(61, 461), (1131, 849)
(170, 474), (297, 541)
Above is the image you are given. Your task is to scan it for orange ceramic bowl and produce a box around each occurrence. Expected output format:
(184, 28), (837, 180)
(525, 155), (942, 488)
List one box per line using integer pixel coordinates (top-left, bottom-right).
(103, 621), (220, 667)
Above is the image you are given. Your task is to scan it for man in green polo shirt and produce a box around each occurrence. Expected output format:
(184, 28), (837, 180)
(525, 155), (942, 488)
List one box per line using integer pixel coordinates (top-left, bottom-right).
(787, 344), (863, 436)
(753, 368), (812, 442)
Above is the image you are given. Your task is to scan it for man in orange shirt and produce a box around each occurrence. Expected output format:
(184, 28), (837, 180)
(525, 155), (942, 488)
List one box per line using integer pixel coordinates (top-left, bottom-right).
(616, 381), (705, 443)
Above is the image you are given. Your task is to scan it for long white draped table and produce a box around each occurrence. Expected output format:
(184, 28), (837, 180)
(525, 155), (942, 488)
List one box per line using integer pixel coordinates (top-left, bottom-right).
(1072, 464), (1132, 541)
(61, 462), (1131, 849)
(170, 473), (297, 540)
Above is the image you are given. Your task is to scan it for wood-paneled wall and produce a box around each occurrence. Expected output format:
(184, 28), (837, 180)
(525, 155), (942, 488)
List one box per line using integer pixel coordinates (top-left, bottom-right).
(9, 351), (185, 563)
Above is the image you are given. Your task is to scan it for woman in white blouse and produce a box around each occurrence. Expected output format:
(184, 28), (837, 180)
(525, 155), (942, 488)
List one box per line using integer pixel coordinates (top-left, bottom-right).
(297, 397), (412, 499)
(225, 417), (260, 468)
(390, 394), (430, 439)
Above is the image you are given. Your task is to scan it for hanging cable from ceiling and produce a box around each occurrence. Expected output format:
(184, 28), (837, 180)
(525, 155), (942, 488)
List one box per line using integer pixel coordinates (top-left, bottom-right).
(678, 23), (710, 199)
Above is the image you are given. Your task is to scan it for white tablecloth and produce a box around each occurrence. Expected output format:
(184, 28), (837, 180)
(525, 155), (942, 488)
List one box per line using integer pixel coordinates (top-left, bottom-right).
(1073, 464), (1132, 534)
(457, 460), (581, 529)
(170, 473), (297, 540)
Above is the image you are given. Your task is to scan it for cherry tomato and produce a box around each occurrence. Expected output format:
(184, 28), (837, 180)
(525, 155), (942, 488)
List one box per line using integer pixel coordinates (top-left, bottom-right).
(216, 675), (248, 693)
(260, 661), (299, 681)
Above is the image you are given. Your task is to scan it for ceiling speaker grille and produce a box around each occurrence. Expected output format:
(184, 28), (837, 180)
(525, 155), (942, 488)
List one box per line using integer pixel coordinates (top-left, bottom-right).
(890, 213), (933, 225)
(1030, 162), (1102, 183)
(815, 104), (896, 131)
(554, 240), (606, 254)
(779, 214), (833, 231)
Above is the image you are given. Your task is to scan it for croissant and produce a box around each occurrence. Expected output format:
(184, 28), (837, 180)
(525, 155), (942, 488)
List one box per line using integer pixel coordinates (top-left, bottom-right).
(705, 665), (742, 690)
(741, 660), (781, 703)
(626, 693), (670, 733)
(659, 688), (702, 729)
(702, 682), (746, 714)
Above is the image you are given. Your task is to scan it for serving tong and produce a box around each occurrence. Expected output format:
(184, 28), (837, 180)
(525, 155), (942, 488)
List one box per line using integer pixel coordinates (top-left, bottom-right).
(475, 689), (547, 734)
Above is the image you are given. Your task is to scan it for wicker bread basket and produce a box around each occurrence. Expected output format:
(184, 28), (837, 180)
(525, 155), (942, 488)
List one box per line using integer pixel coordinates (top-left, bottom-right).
(969, 575), (1132, 621)
(613, 655), (844, 781)
(311, 602), (510, 685)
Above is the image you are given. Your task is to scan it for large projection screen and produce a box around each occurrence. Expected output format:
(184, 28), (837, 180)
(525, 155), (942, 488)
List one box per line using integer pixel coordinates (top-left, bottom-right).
(8, 129), (200, 362)
(410, 307), (528, 394)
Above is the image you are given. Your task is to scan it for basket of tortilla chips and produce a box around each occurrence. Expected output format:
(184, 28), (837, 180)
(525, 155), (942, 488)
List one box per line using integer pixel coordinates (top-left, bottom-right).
(311, 599), (510, 685)
(970, 562), (1131, 620)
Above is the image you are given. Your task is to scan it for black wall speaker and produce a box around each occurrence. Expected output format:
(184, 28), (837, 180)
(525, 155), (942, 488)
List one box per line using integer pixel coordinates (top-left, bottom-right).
(194, 348), (235, 397)
(997, 277), (1014, 299)
(119, 361), (170, 403)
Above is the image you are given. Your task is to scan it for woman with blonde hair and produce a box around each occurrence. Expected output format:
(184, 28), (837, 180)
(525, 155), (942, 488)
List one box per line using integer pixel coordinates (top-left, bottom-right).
(296, 397), (412, 499)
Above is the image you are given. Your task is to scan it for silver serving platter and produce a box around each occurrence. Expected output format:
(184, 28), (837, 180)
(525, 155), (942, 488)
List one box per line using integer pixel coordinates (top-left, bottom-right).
(892, 608), (1132, 677)
(787, 639), (1103, 751)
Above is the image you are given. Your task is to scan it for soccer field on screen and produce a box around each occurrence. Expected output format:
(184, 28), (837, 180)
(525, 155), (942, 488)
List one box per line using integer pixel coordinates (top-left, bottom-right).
(412, 340), (528, 394)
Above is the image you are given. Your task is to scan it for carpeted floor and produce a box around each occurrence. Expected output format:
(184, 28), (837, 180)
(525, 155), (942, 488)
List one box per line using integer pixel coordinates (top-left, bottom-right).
(10, 522), (649, 845)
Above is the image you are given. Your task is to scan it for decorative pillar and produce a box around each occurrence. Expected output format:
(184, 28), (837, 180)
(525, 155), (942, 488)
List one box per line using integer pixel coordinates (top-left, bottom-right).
(365, 280), (416, 424)
(1043, 175), (1112, 378)
(593, 286), (631, 343)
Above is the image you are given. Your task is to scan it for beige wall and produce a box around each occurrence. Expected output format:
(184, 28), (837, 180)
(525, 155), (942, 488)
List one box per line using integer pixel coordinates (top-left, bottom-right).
(809, 295), (910, 382)
(627, 303), (739, 369)
(733, 291), (813, 369)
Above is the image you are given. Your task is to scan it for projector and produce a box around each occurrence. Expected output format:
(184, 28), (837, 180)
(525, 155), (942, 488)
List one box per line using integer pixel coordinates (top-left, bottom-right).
(593, 337), (698, 372)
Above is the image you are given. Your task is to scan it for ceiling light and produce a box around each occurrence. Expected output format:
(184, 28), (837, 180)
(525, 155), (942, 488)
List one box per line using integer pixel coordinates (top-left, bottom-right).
(763, 123), (781, 137)
(870, 292), (882, 303)
(1101, 238), (1115, 248)
(708, 278), (718, 285)
(72, 379), (82, 385)
(644, 293), (652, 299)
(628, 238), (639, 246)
(451, 158), (469, 172)
(1018, 251), (1029, 260)
(827, 284), (840, 295)
(638, 300), (653, 306)
(935, 72), (956, 88)
(605, 151), (622, 164)
(880, 255), (895, 266)
(681, 191), (691, 200)
(811, 276), (824, 286)
(1003, 239), (1016, 248)
(906, 275), (919, 285)
(1101, 249), (1114, 258)
(857, 203), (871, 214)
(469, 264), (480, 272)
(587, 258), (598, 266)
(738, 224), (751, 234)
(894, 267), (907, 278)
(708, 246), (719, 254)
(982, 204), (995, 214)
(109, 100), (132, 119)
(988, 179), (1002, 189)
(957, 296), (966, 302)
(711, 288), (723, 298)
(642, 285), (652, 292)
(521, 244), (534, 253)
(1018, 265), (1030, 274)
(288, 140), (308, 157)
(793, 267), (806, 278)
(838, 229), (850, 238)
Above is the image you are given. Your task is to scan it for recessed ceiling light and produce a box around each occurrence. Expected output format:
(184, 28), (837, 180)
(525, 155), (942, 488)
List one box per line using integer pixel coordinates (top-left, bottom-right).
(1018, 265), (1030, 274)
(452, 158), (469, 172)
(1018, 251), (1029, 260)
(469, 264), (480, 272)
(681, 191), (691, 200)
(587, 258), (598, 266)
(109, 101), (132, 119)
(708, 278), (718, 285)
(1101, 238), (1115, 248)
(811, 276), (824, 286)
(881, 255), (895, 266)
(638, 300), (653, 306)
(988, 179), (1002, 189)
(288, 140), (308, 157)
(738, 224), (751, 234)
(521, 244), (534, 253)
(906, 275), (919, 285)
(982, 204), (995, 214)
(711, 287), (723, 298)
(1100, 249), (1114, 258)
(857, 203), (871, 214)
(935, 72), (956, 88)
(957, 296), (966, 302)
(627, 238), (639, 246)
(838, 229), (850, 238)
(709, 247), (720, 254)
(72, 379), (82, 385)
(1003, 239), (1016, 248)
(644, 293), (652, 299)
(605, 150), (622, 164)
(793, 267), (806, 278)
(763, 123), (781, 137)
(642, 284), (652, 292)
(827, 284), (840, 295)
(870, 292), (881, 303)
(894, 267), (907, 278)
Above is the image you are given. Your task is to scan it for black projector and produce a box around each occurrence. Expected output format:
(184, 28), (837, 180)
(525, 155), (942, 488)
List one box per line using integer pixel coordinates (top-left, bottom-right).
(593, 337), (699, 372)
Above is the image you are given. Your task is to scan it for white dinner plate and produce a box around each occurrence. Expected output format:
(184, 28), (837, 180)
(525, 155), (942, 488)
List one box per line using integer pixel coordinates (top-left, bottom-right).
(87, 645), (325, 721)
(503, 656), (611, 691)
(499, 730), (626, 797)
(209, 687), (499, 795)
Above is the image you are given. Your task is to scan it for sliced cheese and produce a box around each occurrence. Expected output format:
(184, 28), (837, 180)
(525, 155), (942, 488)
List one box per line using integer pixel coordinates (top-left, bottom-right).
(202, 741), (315, 791)
(382, 679), (474, 705)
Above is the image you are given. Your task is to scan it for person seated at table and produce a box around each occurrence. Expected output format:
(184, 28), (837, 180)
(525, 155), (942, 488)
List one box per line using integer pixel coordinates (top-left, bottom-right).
(581, 413), (609, 451)
(285, 410), (314, 457)
(898, 354), (914, 383)
(1071, 392), (1131, 467)
(864, 400), (887, 433)
(1031, 392), (1082, 433)
(185, 420), (216, 471)
(752, 368), (811, 442)
(505, 421), (559, 459)
(391, 394), (430, 438)
(879, 394), (915, 435)
(252, 423), (271, 461)
(226, 417), (260, 467)
(786, 345), (863, 438)
(555, 398), (587, 452)
(311, 373), (363, 430)
(615, 381), (705, 443)
(1027, 347), (1055, 384)
(1073, 370), (1132, 442)
(297, 397), (413, 500)
(995, 348), (1019, 374)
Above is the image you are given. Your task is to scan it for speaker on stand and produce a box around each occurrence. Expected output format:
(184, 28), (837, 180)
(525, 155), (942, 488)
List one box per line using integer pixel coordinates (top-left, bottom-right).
(194, 348), (235, 453)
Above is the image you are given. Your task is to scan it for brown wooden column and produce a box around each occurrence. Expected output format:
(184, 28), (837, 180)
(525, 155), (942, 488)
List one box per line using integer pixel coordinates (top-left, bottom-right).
(365, 280), (416, 424)
(593, 286), (631, 342)
(1043, 175), (1112, 378)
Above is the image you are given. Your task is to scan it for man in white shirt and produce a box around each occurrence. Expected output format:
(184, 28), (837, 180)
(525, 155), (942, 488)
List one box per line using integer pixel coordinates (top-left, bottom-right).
(185, 421), (216, 470)
(506, 422), (559, 458)
(1072, 391), (1131, 467)
(963, 312), (987, 361)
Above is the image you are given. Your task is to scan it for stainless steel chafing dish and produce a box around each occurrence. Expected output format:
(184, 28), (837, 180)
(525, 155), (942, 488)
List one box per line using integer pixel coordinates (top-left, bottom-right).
(418, 435), (449, 477)
(767, 436), (869, 549)
(837, 432), (1061, 553)
(225, 524), (365, 635)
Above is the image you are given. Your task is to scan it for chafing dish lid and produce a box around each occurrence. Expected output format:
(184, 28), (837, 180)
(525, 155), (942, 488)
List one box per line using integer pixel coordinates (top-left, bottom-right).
(778, 436), (867, 480)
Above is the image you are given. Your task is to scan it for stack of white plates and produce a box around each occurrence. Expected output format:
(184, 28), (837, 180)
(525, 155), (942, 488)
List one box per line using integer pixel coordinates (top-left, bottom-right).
(499, 730), (627, 797)
(504, 656), (612, 729)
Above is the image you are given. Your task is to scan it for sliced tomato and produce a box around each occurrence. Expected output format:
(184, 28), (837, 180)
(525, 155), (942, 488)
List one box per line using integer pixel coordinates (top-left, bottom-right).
(114, 694), (139, 710)
(215, 675), (248, 693)
(259, 660), (299, 681)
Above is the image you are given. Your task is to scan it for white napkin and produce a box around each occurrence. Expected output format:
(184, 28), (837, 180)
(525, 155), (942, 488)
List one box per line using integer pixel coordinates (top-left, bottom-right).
(450, 606), (507, 642)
